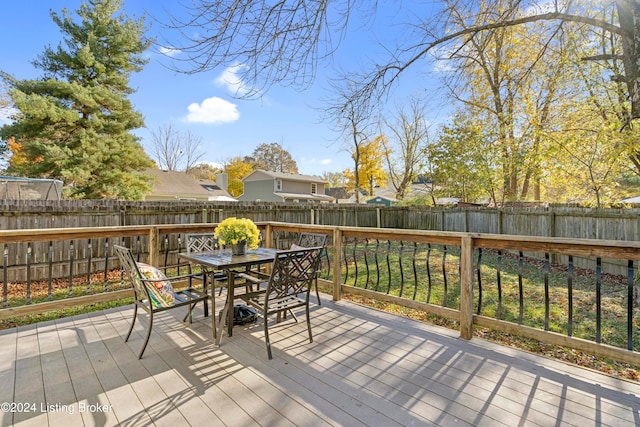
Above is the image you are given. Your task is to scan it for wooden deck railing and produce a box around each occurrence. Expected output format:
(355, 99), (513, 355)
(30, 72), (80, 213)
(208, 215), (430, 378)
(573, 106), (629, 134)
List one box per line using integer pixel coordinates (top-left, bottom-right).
(1, 222), (639, 365)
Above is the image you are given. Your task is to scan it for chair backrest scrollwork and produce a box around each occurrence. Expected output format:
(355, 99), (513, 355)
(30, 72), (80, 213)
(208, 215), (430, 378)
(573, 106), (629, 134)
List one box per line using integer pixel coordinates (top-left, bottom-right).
(114, 244), (147, 302)
(266, 246), (323, 299)
(186, 233), (218, 253)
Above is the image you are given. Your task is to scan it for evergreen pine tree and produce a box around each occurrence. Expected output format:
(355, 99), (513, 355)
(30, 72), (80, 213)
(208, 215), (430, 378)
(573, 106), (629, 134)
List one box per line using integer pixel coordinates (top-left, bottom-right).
(0, 0), (154, 199)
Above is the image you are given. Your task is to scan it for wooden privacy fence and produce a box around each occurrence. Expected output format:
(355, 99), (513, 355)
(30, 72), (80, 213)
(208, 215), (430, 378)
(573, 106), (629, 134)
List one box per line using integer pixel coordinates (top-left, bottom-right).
(3, 201), (640, 270)
(1, 221), (639, 366)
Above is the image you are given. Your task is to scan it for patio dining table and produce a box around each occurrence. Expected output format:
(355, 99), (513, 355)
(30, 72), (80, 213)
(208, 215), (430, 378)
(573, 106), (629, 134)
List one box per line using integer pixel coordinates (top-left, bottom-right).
(179, 247), (279, 345)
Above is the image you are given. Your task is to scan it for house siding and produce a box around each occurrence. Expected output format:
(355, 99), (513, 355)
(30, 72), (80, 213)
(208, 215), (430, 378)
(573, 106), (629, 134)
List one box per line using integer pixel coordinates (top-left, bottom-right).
(281, 180), (325, 195)
(239, 170), (331, 202)
(238, 180), (281, 202)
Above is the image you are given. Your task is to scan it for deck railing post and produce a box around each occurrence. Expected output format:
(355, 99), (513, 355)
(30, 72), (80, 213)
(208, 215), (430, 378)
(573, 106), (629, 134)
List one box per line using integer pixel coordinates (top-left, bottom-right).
(148, 226), (159, 267)
(333, 227), (342, 301)
(460, 235), (474, 339)
(264, 223), (273, 248)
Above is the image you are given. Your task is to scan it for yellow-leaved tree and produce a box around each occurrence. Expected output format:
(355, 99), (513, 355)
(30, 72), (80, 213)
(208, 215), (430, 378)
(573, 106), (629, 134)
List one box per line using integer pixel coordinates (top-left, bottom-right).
(343, 135), (388, 197)
(224, 157), (254, 197)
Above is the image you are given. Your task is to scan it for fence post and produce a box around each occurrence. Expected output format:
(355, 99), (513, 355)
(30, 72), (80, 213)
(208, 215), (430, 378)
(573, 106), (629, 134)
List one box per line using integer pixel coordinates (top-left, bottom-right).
(459, 235), (474, 339)
(332, 227), (342, 301)
(148, 226), (159, 267)
(376, 208), (381, 228)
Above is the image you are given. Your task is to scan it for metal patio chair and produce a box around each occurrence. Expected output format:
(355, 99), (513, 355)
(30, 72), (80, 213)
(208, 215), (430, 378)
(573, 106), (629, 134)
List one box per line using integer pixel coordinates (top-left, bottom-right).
(293, 232), (328, 305)
(239, 246), (323, 359)
(114, 245), (214, 359)
(185, 233), (230, 302)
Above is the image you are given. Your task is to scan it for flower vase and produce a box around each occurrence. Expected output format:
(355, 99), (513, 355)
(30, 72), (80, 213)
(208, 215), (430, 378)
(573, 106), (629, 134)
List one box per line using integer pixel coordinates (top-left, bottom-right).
(231, 241), (247, 256)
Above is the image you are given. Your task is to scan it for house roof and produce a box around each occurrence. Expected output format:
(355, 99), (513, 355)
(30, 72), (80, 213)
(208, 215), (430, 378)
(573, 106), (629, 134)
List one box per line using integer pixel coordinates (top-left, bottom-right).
(621, 196), (640, 204)
(243, 170), (327, 183)
(145, 169), (236, 201)
(275, 192), (335, 202)
(325, 187), (351, 200)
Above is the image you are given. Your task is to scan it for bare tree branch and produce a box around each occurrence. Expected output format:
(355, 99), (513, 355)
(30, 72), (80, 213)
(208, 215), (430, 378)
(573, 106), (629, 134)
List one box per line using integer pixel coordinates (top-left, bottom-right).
(160, 0), (368, 97)
(149, 124), (205, 171)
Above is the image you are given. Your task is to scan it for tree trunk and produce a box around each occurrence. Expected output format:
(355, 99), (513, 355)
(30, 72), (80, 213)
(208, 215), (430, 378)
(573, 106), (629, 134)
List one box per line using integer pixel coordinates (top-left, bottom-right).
(616, 0), (640, 122)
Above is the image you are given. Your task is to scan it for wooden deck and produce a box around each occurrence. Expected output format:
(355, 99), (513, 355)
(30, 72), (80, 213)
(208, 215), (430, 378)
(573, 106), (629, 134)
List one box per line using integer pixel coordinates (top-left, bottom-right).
(1, 292), (640, 427)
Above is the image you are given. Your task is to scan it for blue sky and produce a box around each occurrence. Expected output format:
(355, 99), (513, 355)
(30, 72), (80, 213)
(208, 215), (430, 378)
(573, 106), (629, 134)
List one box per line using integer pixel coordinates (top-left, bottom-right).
(0, 0), (444, 176)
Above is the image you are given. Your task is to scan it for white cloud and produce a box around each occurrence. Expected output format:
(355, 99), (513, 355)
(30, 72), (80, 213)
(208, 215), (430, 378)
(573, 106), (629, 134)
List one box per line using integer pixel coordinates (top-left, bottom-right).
(215, 63), (251, 96)
(301, 157), (333, 166)
(183, 97), (239, 124)
(430, 45), (457, 73)
(159, 46), (181, 57)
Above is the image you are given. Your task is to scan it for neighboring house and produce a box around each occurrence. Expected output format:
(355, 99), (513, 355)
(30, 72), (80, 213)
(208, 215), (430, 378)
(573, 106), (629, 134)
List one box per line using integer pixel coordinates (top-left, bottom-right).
(621, 196), (640, 204)
(435, 197), (460, 206)
(366, 195), (397, 206)
(237, 170), (334, 203)
(325, 187), (352, 203)
(145, 169), (237, 201)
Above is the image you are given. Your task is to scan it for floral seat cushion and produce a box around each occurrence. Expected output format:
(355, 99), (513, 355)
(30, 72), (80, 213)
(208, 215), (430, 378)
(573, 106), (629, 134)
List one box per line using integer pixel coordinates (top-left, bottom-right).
(137, 263), (175, 308)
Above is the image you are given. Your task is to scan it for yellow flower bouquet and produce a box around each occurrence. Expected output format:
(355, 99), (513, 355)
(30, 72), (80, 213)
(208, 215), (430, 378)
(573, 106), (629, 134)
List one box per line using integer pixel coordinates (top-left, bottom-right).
(214, 217), (260, 250)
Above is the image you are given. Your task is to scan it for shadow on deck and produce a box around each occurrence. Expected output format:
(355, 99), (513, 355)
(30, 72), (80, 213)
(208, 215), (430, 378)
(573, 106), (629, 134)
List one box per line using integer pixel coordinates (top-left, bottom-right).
(1, 292), (639, 426)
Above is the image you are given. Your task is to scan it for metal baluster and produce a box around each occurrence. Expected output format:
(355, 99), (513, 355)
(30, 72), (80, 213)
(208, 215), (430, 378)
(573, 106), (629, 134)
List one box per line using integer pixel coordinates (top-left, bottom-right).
(425, 243), (432, 304)
(398, 241), (405, 298)
(2, 246), (7, 308)
(86, 239), (92, 294)
(135, 237), (142, 262)
(322, 239), (331, 280)
(518, 251), (524, 324)
(596, 257), (602, 343)
(47, 242), (53, 301)
(476, 248), (482, 314)
(544, 253), (550, 331)
(442, 245), (448, 307)
(104, 239), (110, 292)
(411, 242), (418, 301)
(496, 250), (503, 320)
(164, 235), (169, 269)
(342, 236), (349, 285)
(176, 235), (182, 273)
(364, 239), (370, 289)
(385, 240), (392, 294)
(627, 260), (634, 350)
(568, 255), (574, 337)
(68, 241), (75, 297)
(352, 238), (359, 287)
(119, 237), (126, 287)
(26, 244), (32, 305)
(373, 240), (380, 292)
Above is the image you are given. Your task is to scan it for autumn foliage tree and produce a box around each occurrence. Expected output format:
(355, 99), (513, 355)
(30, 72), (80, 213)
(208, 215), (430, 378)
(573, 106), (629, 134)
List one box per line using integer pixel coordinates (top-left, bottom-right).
(163, 0), (640, 205)
(0, 0), (153, 199)
(249, 142), (298, 173)
(224, 157), (254, 197)
(382, 98), (431, 200)
(343, 135), (388, 197)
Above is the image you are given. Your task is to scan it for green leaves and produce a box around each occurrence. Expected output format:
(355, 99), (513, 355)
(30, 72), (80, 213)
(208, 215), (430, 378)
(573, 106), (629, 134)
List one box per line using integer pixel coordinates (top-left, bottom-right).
(0, 0), (153, 199)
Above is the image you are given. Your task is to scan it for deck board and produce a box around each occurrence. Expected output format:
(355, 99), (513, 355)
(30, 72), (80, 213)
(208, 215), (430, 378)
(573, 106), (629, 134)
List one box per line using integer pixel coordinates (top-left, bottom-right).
(2, 292), (640, 426)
